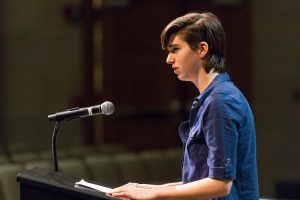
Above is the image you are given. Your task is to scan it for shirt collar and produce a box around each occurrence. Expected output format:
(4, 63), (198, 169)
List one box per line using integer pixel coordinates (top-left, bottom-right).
(193, 72), (231, 106)
(188, 73), (230, 127)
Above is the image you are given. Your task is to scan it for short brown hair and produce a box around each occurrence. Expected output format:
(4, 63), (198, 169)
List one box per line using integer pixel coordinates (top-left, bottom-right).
(161, 12), (226, 73)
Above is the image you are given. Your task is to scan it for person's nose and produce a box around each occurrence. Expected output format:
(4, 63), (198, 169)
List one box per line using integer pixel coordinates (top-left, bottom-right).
(166, 53), (175, 65)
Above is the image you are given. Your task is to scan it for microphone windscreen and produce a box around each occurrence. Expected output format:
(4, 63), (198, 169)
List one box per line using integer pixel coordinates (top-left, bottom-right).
(101, 101), (114, 115)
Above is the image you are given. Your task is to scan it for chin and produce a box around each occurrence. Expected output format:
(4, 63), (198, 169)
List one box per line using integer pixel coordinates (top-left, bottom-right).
(178, 76), (187, 81)
(177, 76), (184, 81)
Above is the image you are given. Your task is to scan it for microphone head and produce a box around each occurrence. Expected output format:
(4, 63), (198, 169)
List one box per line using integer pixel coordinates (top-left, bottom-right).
(101, 101), (114, 115)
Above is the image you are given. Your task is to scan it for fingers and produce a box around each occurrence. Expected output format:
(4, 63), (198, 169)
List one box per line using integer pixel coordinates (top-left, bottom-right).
(107, 182), (141, 199)
(107, 186), (128, 196)
(107, 192), (131, 200)
(118, 197), (132, 200)
(108, 183), (138, 194)
(107, 186), (122, 194)
(107, 189), (129, 199)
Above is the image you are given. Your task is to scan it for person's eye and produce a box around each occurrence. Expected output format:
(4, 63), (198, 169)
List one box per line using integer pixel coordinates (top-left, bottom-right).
(170, 47), (179, 53)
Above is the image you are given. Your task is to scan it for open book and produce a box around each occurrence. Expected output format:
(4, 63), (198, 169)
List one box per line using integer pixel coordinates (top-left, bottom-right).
(75, 179), (113, 193)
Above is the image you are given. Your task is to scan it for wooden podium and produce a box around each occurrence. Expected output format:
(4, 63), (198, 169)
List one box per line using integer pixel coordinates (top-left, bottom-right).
(17, 167), (117, 200)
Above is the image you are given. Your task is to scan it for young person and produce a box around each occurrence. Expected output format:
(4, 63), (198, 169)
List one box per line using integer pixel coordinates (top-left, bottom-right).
(108, 12), (259, 200)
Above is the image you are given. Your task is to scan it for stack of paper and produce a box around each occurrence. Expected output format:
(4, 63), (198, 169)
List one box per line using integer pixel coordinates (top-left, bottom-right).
(75, 179), (112, 193)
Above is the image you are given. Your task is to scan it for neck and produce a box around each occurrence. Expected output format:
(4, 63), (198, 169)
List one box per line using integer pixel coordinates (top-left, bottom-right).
(196, 68), (219, 93)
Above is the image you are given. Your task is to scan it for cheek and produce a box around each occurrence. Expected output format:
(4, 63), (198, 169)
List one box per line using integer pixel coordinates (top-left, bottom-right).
(184, 55), (200, 70)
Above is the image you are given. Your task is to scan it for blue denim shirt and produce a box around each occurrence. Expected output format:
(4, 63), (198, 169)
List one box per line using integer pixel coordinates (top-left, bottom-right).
(179, 73), (259, 200)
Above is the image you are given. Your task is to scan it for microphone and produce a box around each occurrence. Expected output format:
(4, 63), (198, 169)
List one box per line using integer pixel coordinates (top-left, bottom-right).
(48, 101), (114, 122)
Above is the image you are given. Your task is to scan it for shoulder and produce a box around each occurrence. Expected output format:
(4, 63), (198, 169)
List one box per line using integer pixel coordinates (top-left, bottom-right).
(209, 81), (247, 107)
(203, 82), (250, 121)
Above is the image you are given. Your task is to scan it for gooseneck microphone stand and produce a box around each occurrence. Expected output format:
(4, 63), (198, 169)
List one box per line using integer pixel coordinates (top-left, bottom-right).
(51, 121), (61, 172)
(48, 101), (114, 172)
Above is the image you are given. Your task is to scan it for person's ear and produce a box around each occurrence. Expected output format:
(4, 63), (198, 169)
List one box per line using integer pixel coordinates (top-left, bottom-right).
(197, 41), (209, 58)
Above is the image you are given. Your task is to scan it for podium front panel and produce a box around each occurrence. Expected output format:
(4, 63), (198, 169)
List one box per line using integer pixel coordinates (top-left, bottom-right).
(17, 167), (116, 200)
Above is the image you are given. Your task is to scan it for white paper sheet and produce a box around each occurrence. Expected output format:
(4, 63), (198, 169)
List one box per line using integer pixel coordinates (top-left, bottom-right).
(75, 179), (112, 193)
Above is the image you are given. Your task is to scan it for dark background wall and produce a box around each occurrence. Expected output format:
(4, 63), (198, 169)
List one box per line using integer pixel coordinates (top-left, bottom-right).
(0, 0), (299, 198)
(252, 0), (300, 196)
(100, 0), (252, 150)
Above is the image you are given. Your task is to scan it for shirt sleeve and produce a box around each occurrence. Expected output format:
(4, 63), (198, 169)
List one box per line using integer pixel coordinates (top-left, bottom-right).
(202, 93), (243, 180)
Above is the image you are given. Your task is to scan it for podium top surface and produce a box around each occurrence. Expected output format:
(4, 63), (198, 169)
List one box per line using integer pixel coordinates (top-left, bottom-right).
(17, 167), (117, 200)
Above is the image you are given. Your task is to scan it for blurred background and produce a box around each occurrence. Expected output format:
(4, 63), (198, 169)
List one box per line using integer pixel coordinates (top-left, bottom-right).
(0, 0), (300, 199)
